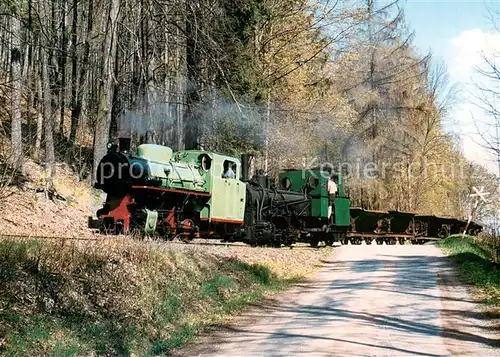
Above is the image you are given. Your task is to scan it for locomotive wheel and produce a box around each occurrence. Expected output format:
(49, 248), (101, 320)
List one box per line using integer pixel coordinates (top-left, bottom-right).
(398, 238), (405, 245)
(375, 238), (384, 245)
(365, 238), (373, 245)
(271, 240), (282, 248)
(100, 217), (116, 235)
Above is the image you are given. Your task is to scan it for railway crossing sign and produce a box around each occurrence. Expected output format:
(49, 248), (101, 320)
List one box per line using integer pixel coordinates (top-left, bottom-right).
(464, 186), (490, 237)
(469, 186), (490, 203)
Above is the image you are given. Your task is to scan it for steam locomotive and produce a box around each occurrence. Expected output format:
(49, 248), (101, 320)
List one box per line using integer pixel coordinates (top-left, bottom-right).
(93, 138), (351, 246)
(92, 138), (482, 246)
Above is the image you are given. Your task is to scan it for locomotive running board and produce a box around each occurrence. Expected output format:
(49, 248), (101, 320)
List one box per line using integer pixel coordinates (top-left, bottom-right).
(131, 185), (212, 197)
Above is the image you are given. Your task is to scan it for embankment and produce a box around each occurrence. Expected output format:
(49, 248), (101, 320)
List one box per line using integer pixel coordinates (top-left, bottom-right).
(0, 237), (330, 356)
(438, 235), (500, 308)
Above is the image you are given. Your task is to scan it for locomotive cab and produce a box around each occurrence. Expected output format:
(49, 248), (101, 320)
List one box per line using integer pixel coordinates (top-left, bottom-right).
(174, 150), (246, 225)
(278, 169), (350, 233)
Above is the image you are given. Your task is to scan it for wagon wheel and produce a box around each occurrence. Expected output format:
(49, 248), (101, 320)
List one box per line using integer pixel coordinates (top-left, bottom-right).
(387, 238), (397, 245)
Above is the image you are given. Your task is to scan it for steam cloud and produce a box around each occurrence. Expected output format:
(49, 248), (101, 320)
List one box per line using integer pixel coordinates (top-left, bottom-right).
(116, 83), (348, 163)
(189, 91), (268, 150)
(118, 102), (175, 139)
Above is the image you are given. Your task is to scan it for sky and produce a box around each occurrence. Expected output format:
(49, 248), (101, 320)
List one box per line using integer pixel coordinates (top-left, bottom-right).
(403, 0), (500, 174)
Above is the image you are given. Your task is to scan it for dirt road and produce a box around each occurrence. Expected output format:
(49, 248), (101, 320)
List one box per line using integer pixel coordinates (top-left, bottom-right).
(175, 245), (499, 357)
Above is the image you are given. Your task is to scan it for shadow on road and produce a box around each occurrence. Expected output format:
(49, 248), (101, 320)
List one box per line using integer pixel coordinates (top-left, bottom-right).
(174, 247), (500, 356)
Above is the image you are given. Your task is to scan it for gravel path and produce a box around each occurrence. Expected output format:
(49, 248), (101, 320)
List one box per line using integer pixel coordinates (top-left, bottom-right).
(175, 245), (500, 357)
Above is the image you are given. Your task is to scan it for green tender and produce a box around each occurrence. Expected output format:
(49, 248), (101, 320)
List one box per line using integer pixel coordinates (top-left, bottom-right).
(278, 169), (351, 228)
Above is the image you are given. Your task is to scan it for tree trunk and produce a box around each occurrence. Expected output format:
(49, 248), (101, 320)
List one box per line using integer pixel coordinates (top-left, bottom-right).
(59, 0), (68, 136)
(42, 48), (56, 190)
(262, 22), (273, 174)
(92, 0), (120, 179)
(367, 0), (377, 163)
(70, 0), (93, 143)
(175, 7), (185, 150)
(69, 0), (78, 143)
(34, 69), (43, 160)
(264, 85), (271, 173)
(10, 12), (23, 171)
(50, 0), (60, 134)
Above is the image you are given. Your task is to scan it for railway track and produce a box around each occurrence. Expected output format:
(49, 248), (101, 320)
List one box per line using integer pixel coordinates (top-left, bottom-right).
(345, 232), (440, 245)
(0, 233), (440, 249)
(0, 233), (99, 242)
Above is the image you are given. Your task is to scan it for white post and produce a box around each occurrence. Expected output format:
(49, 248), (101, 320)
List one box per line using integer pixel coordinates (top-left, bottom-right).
(463, 198), (479, 238)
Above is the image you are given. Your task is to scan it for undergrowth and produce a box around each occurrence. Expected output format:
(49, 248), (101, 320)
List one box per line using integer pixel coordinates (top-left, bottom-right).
(438, 235), (500, 307)
(0, 238), (313, 356)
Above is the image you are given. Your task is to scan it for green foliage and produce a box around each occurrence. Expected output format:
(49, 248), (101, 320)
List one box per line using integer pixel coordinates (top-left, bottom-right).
(0, 238), (309, 356)
(201, 274), (234, 298)
(438, 235), (500, 307)
(216, 0), (274, 98)
(150, 325), (197, 355)
(231, 260), (272, 284)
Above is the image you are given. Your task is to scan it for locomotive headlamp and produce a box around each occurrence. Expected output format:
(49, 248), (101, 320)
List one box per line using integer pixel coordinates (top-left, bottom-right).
(106, 141), (118, 153)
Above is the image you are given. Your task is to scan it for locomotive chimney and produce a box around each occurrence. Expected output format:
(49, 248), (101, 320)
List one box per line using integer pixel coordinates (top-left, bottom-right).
(119, 137), (131, 154)
(241, 154), (251, 181)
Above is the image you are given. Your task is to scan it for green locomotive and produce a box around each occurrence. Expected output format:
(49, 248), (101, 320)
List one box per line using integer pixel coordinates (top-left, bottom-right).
(94, 138), (351, 246)
(278, 169), (350, 246)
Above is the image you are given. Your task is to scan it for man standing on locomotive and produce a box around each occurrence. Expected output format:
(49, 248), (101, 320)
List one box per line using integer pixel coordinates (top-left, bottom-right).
(327, 177), (338, 221)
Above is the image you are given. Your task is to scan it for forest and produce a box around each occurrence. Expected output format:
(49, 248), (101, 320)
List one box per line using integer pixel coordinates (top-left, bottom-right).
(0, 0), (498, 219)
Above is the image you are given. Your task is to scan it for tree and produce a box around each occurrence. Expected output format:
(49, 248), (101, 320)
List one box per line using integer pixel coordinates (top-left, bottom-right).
(470, 4), (500, 236)
(473, 48), (500, 173)
(10, 2), (23, 171)
(41, 46), (55, 191)
(92, 0), (120, 178)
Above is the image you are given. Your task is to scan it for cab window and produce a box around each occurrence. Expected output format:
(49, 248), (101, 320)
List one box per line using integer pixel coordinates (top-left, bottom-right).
(222, 160), (236, 179)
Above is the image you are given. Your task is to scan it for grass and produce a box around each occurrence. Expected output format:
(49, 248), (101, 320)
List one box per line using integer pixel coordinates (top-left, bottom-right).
(438, 234), (500, 307)
(0, 237), (324, 356)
